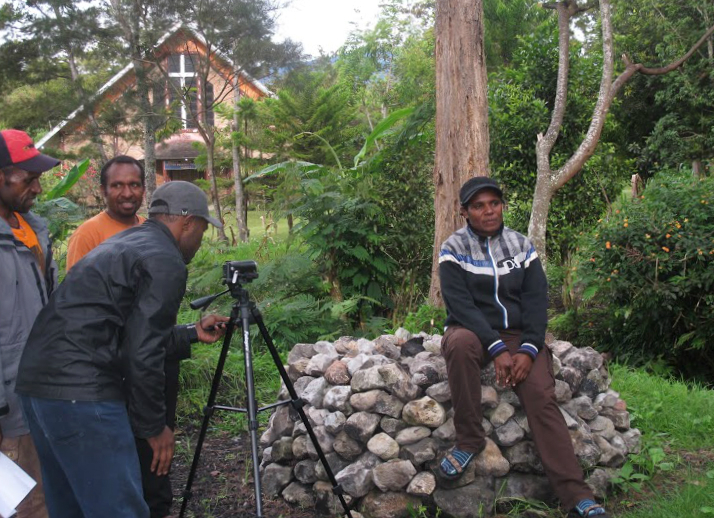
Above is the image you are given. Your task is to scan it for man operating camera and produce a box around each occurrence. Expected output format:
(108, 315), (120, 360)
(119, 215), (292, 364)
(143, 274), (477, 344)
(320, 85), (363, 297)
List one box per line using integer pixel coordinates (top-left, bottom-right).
(16, 181), (228, 518)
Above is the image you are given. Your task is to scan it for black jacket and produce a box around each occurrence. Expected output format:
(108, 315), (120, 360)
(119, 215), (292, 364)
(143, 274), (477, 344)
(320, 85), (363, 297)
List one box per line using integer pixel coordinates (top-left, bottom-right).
(16, 219), (197, 439)
(439, 224), (548, 360)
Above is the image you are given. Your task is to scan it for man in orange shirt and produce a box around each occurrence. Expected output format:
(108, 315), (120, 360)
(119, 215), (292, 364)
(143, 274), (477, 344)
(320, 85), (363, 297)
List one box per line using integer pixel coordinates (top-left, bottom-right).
(66, 155), (146, 270)
(1, 129), (61, 518)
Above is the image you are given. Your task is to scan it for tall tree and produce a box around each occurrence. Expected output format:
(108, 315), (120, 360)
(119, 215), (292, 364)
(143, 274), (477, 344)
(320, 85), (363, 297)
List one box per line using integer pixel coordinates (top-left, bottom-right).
(528, 0), (714, 259)
(428, 0), (490, 305)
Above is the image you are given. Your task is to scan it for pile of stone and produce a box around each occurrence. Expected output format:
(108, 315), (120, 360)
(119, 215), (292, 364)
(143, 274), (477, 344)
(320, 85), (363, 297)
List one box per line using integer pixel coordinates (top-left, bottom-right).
(259, 330), (641, 518)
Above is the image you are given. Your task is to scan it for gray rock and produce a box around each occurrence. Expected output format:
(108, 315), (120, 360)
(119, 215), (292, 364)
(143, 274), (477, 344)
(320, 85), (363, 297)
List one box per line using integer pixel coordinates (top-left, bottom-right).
(426, 381), (452, 403)
(433, 476), (495, 517)
(324, 411), (347, 435)
(288, 358), (310, 382)
(271, 437), (294, 463)
(292, 435), (310, 460)
(586, 468), (616, 500)
(372, 459), (417, 491)
(560, 407), (580, 430)
(555, 379), (573, 403)
(302, 377), (330, 408)
(367, 433), (400, 460)
(374, 392), (405, 418)
(499, 472), (554, 503)
(288, 343), (317, 364)
(395, 426), (432, 446)
(504, 441), (543, 473)
(333, 430), (364, 460)
(357, 338), (377, 355)
(594, 435), (626, 468)
(488, 402), (515, 427)
(293, 459), (318, 484)
(493, 419), (524, 447)
(351, 365), (390, 392)
(347, 354), (370, 375)
(559, 365), (585, 394)
(324, 360), (351, 385)
(344, 411), (381, 443)
(433, 417), (456, 442)
(377, 363), (420, 401)
(552, 354), (562, 377)
(281, 481), (315, 508)
(409, 356), (448, 387)
(380, 416), (409, 437)
(334, 336), (359, 356)
(588, 416), (616, 440)
(360, 490), (421, 518)
(594, 390), (619, 410)
(361, 354), (393, 371)
(481, 385), (499, 408)
(305, 426), (335, 460)
(294, 375), (317, 398)
(563, 395), (599, 421)
(374, 335), (402, 360)
(407, 471), (437, 496)
(306, 353), (337, 376)
(600, 408), (631, 430)
(423, 338), (442, 355)
(621, 428), (642, 454)
(570, 429), (601, 469)
(335, 451), (381, 498)
(549, 340), (573, 359)
(313, 340), (337, 356)
(262, 463), (293, 497)
(394, 328), (413, 341)
(499, 389), (522, 409)
(323, 385), (353, 413)
(307, 407), (330, 427)
(399, 438), (438, 466)
(315, 452), (352, 481)
(512, 411), (531, 436)
(473, 438), (510, 477)
(610, 433), (629, 457)
(482, 418), (494, 437)
(402, 396), (446, 428)
(350, 389), (383, 412)
(562, 346), (604, 371)
(401, 336), (426, 357)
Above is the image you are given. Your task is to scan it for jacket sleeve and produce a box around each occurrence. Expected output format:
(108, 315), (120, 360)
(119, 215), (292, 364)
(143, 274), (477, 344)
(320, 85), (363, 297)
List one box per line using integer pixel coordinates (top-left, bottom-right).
(517, 243), (548, 359)
(121, 255), (187, 439)
(439, 259), (507, 358)
(166, 324), (198, 362)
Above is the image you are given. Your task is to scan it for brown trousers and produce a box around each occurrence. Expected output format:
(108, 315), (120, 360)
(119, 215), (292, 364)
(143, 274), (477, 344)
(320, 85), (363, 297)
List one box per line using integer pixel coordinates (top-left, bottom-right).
(0, 433), (49, 518)
(441, 325), (593, 510)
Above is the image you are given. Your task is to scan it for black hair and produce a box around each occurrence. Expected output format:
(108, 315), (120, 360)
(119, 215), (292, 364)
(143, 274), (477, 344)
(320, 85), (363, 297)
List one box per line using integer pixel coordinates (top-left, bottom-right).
(99, 155), (145, 188)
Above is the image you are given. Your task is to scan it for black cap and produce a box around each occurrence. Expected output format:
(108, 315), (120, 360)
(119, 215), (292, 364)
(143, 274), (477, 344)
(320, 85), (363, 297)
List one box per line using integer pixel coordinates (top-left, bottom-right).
(459, 177), (503, 206)
(148, 181), (223, 228)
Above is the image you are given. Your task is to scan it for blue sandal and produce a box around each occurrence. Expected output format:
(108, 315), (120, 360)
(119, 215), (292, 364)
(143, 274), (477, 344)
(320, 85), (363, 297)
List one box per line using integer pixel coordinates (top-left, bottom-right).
(439, 448), (476, 480)
(573, 499), (609, 517)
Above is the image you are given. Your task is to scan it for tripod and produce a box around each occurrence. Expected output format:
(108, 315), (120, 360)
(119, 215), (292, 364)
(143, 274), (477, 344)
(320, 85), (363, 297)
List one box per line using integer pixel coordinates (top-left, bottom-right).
(179, 263), (353, 518)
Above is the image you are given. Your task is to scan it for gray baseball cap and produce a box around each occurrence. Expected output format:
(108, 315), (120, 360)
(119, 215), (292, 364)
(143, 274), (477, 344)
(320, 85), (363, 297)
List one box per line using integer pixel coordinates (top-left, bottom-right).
(148, 181), (223, 228)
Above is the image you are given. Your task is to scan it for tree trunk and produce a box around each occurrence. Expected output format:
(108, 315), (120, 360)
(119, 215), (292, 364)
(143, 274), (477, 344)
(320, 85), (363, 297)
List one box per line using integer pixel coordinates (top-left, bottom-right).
(207, 140), (228, 241)
(428, 0), (490, 306)
(136, 64), (157, 203)
(232, 74), (249, 242)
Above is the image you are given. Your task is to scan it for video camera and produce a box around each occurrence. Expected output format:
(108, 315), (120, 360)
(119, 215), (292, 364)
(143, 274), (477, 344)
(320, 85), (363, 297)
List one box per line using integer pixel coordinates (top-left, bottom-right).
(223, 260), (258, 288)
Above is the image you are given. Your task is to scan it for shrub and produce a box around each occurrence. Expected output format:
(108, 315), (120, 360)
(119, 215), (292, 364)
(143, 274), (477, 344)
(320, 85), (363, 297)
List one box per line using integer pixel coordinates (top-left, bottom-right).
(573, 171), (714, 382)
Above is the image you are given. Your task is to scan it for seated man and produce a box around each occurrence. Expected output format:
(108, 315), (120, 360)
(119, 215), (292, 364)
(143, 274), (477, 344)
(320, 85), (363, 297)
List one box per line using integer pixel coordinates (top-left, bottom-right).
(16, 181), (228, 518)
(438, 177), (609, 518)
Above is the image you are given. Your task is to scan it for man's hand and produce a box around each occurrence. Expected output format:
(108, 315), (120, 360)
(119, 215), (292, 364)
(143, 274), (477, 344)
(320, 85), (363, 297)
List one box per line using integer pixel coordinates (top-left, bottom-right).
(493, 352), (513, 388)
(146, 426), (174, 476)
(196, 314), (230, 343)
(511, 353), (534, 386)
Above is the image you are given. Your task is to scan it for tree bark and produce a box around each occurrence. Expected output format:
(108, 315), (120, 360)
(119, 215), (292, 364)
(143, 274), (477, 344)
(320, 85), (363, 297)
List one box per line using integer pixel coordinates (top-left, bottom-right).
(206, 139), (227, 241)
(232, 72), (249, 242)
(428, 0), (490, 306)
(529, 0), (714, 261)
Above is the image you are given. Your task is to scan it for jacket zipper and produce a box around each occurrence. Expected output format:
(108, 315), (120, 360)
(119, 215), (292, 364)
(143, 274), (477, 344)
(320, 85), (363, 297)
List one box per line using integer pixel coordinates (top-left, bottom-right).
(486, 236), (508, 328)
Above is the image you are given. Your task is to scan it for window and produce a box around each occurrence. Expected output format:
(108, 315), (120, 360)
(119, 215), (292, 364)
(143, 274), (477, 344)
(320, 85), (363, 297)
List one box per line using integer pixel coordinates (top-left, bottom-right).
(166, 53), (213, 129)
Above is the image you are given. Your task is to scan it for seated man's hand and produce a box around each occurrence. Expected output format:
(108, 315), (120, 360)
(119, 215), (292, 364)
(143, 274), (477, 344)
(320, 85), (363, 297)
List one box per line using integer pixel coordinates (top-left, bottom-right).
(196, 314), (230, 343)
(493, 352), (513, 388)
(147, 425), (175, 476)
(511, 353), (534, 386)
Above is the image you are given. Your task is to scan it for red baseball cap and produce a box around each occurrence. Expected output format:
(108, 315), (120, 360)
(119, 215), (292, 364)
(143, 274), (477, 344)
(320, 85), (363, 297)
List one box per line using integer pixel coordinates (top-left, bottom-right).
(0, 129), (60, 173)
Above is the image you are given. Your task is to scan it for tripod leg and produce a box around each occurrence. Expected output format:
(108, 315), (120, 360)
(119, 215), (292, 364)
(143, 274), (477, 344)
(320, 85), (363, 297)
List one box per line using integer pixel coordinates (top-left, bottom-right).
(179, 306), (239, 518)
(240, 302), (264, 517)
(251, 307), (354, 518)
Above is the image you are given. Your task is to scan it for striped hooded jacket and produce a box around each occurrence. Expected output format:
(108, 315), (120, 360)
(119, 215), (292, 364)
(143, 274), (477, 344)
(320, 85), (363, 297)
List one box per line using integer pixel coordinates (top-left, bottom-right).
(438, 224), (548, 360)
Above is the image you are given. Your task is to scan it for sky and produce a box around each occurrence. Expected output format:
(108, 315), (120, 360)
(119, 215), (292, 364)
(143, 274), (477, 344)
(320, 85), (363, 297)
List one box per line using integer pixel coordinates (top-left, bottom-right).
(273, 0), (385, 57)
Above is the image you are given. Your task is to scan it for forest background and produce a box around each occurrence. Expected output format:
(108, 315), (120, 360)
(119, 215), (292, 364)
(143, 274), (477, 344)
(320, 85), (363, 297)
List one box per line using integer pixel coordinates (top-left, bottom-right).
(1, 1), (714, 515)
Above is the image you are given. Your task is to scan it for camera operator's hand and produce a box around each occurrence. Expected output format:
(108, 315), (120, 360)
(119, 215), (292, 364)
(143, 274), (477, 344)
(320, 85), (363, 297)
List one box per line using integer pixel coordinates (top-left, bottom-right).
(147, 425), (174, 476)
(196, 314), (230, 343)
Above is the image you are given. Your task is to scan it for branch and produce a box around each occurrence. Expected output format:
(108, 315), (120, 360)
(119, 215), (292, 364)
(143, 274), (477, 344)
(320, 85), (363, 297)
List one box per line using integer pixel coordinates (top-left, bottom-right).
(609, 21), (714, 103)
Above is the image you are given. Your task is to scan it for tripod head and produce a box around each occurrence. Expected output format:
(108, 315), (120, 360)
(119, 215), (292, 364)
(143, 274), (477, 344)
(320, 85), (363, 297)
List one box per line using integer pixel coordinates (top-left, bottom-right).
(189, 260), (259, 311)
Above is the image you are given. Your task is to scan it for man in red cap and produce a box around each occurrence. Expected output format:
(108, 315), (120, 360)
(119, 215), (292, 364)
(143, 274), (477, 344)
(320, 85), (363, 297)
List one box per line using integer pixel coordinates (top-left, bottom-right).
(0, 129), (61, 518)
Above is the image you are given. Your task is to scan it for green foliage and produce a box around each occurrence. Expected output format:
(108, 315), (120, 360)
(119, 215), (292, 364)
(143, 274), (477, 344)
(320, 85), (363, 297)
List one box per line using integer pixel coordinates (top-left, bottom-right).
(572, 171), (714, 381)
(400, 304), (446, 335)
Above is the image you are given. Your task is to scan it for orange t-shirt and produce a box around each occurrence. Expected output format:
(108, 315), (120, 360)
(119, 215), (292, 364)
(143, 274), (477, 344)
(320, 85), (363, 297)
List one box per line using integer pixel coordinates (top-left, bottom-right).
(12, 213), (46, 275)
(66, 211), (146, 271)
